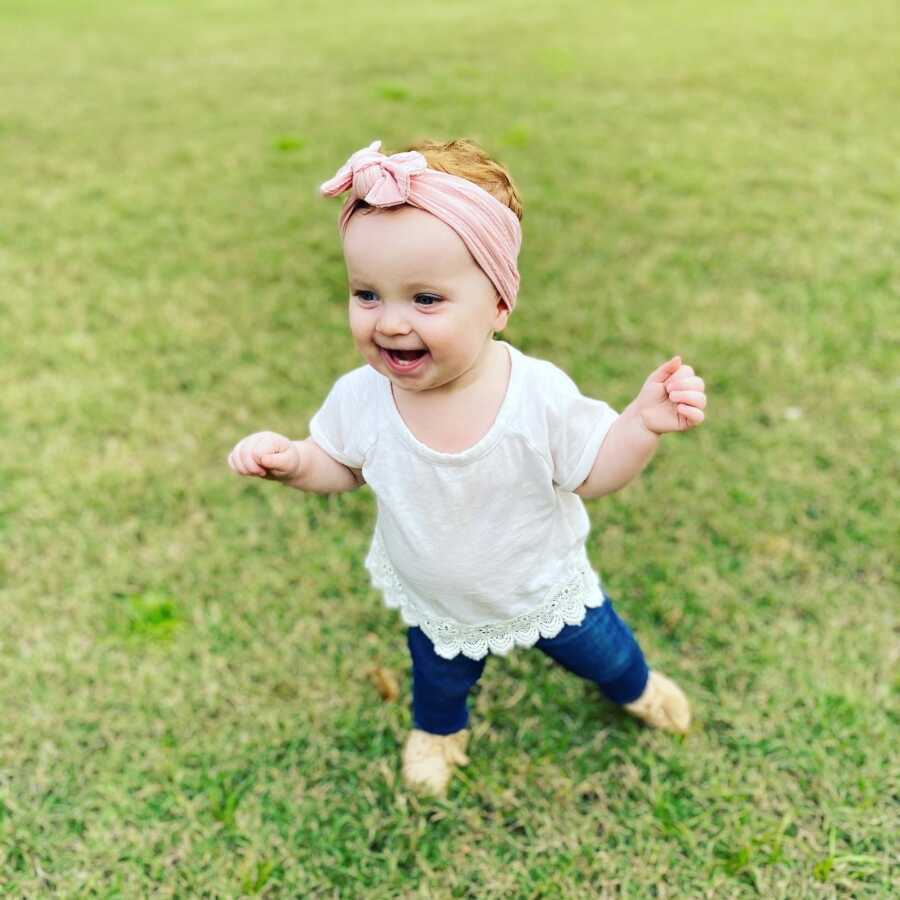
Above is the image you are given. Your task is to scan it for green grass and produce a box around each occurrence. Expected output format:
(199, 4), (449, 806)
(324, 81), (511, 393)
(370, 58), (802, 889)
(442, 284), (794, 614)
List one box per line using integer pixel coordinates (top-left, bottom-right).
(1, 0), (898, 895)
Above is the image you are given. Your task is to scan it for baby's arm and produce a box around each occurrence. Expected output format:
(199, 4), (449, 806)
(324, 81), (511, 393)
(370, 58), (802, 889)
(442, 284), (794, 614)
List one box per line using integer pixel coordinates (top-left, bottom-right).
(285, 438), (365, 494)
(227, 431), (364, 495)
(574, 415), (659, 499)
(575, 356), (706, 500)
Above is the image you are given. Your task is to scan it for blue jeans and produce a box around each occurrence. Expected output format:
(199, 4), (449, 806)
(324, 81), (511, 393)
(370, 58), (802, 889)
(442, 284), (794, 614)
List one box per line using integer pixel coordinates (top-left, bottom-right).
(407, 595), (650, 735)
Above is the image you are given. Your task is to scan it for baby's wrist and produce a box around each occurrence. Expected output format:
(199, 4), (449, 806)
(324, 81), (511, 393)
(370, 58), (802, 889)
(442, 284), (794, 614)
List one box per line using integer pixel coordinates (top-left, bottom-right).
(622, 404), (663, 441)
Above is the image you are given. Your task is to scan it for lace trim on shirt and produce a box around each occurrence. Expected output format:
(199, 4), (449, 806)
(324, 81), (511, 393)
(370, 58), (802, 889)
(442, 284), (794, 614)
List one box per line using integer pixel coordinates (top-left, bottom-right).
(364, 531), (605, 661)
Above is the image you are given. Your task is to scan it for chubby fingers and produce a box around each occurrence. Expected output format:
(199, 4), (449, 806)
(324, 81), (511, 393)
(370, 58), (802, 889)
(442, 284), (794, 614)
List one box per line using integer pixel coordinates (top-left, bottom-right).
(228, 447), (255, 476)
(665, 366), (706, 400)
(649, 355), (682, 384)
(665, 363), (695, 385)
(675, 403), (705, 425)
(667, 389), (707, 409)
(664, 365), (706, 426)
(666, 374), (704, 393)
(228, 442), (267, 477)
(243, 444), (269, 476)
(258, 448), (294, 476)
(665, 368), (705, 408)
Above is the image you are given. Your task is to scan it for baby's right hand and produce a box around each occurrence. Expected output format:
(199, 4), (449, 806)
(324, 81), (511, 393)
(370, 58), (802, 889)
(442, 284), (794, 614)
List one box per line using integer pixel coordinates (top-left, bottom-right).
(227, 431), (302, 482)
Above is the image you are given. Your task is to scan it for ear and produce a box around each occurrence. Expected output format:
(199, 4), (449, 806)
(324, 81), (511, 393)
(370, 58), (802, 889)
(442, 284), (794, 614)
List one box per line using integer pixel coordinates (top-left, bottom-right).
(492, 294), (511, 332)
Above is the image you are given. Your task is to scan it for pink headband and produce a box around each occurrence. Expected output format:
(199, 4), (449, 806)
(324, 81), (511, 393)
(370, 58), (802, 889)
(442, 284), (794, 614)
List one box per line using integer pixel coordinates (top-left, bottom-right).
(319, 139), (522, 312)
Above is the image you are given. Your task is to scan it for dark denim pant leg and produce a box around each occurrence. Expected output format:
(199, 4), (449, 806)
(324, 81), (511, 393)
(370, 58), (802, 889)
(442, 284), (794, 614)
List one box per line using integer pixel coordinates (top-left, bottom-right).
(534, 595), (649, 704)
(407, 626), (488, 735)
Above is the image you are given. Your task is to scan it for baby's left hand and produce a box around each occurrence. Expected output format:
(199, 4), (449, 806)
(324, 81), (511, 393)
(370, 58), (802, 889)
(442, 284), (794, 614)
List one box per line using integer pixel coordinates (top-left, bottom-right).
(630, 356), (707, 435)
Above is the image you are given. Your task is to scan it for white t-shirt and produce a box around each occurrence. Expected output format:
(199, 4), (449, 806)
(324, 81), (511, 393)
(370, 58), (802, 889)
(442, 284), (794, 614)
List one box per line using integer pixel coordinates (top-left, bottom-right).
(308, 340), (619, 660)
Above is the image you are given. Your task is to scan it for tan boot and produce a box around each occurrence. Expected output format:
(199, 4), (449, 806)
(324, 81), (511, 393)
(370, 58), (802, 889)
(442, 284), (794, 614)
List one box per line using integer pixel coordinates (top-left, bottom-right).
(401, 728), (471, 798)
(623, 671), (691, 734)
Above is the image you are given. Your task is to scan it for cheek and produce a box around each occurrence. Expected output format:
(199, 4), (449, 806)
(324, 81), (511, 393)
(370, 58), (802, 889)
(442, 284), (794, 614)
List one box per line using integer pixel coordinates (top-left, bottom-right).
(429, 314), (475, 346)
(418, 314), (457, 341)
(347, 316), (372, 353)
(347, 305), (370, 334)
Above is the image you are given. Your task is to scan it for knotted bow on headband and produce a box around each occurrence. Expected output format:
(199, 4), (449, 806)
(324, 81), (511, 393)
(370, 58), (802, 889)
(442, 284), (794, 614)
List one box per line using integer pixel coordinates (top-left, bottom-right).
(320, 139), (522, 313)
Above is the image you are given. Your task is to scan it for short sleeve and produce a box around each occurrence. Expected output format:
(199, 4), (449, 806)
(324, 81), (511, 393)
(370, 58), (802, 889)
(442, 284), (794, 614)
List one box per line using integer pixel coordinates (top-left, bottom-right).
(308, 368), (372, 469)
(542, 363), (619, 492)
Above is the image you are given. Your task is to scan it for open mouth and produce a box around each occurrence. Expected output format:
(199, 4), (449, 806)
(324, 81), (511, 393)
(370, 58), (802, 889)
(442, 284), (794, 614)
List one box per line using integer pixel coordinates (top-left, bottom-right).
(380, 346), (429, 372)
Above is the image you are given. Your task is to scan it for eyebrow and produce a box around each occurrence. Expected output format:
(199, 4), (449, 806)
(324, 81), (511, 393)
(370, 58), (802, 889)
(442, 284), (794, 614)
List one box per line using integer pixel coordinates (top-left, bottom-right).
(348, 277), (448, 290)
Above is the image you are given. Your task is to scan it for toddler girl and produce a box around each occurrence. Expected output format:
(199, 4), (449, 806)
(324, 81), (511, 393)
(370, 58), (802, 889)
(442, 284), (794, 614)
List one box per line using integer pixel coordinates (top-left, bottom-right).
(227, 138), (707, 798)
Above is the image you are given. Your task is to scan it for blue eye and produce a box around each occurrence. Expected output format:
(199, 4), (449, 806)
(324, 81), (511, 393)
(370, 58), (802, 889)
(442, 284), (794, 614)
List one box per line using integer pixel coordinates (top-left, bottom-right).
(353, 290), (442, 307)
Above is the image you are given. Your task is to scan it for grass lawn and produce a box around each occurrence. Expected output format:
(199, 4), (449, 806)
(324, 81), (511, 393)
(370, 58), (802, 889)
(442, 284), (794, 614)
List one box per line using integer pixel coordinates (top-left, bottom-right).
(1, 0), (897, 895)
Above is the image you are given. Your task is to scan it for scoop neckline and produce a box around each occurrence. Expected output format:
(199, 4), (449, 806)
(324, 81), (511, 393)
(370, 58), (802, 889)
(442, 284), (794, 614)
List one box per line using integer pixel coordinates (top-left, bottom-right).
(380, 340), (521, 465)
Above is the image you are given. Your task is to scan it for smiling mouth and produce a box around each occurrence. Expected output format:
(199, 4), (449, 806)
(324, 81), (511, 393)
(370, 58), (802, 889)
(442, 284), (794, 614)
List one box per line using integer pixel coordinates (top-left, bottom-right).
(379, 345), (428, 362)
(387, 348), (427, 361)
(379, 346), (429, 371)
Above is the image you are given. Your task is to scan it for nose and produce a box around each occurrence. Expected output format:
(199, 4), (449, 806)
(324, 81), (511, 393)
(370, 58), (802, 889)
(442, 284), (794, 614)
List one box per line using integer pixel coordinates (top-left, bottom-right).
(375, 303), (412, 337)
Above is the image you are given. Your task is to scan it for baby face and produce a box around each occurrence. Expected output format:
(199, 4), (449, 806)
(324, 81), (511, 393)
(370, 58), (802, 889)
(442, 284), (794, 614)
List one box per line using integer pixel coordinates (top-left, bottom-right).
(343, 205), (509, 396)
